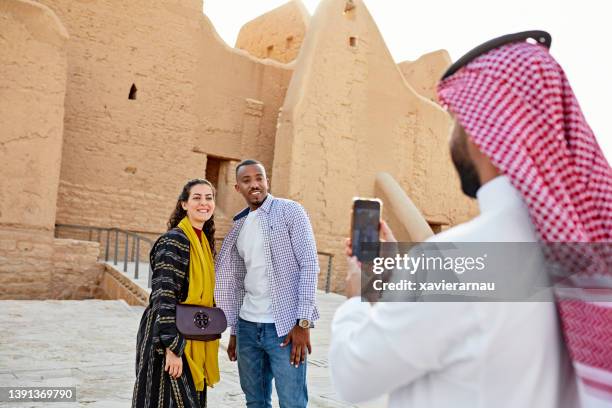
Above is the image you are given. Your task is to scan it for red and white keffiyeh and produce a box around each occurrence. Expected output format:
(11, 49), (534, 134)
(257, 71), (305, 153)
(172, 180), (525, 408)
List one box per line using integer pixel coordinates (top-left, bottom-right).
(437, 42), (612, 400)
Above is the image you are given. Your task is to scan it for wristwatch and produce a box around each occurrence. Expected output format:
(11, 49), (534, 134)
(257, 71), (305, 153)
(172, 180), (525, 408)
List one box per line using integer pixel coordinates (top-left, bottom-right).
(297, 319), (311, 329)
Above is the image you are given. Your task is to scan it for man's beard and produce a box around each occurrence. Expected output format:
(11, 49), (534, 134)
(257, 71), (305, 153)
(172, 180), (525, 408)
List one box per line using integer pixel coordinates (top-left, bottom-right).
(248, 190), (266, 207)
(450, 138), (481, 199)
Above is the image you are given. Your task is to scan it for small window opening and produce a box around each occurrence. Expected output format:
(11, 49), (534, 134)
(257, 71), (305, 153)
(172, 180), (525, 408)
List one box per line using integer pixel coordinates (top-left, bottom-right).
(428, 223), (445, 234)
(285, 36), (294, 49)
(349, 36), (358, 48)
(128, 84), (137, 100)
(344, 0), (356, 12)
(266, 45), (274, 57)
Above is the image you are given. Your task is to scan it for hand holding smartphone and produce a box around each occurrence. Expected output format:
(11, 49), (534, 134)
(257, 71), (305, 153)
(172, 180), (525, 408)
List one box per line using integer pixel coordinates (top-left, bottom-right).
(350, 198), (382, 262)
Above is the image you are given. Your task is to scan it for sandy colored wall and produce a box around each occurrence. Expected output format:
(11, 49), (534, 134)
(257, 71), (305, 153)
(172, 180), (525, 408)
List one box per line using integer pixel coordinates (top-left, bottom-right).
(236, 0), (309, 63)
(0, 1), (102, 300)
(272, 0), (478, 291)
(398, 49), (451, 104)
(0, 228), (104, 300)
(38, 0), (293, 234)
(0, 0), (67, 232)
(193, 16), (294, 221)
(43, 0), (205, 234)
(50, 239), (104, 299)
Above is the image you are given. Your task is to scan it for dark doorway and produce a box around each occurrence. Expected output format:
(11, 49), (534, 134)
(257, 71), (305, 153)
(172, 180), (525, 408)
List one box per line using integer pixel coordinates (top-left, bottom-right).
(205, 156), (222, 188)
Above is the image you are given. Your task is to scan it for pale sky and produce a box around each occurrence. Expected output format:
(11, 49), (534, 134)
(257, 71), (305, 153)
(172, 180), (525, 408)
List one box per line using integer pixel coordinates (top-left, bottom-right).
(205, 0), (612, 163)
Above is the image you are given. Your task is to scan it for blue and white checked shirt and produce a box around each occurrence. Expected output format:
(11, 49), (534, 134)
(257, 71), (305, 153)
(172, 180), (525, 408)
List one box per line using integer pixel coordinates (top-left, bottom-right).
(215, 194), (320, 337)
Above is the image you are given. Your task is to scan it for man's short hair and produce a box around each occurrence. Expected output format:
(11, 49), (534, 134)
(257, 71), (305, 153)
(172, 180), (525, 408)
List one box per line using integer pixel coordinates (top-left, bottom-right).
(235, 159), (265, 178)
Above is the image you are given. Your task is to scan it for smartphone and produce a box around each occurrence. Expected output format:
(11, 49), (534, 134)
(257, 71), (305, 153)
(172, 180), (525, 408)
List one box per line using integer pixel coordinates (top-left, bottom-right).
(350, 198), (382, 262)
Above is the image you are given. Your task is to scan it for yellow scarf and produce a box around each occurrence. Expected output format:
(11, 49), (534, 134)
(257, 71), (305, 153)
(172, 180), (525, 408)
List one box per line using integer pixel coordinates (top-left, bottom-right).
(177, 217), (220, 391)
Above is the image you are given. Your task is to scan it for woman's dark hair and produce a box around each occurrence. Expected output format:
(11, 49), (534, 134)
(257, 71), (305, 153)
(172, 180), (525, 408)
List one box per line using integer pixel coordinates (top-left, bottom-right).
(167, 178), (217, 256)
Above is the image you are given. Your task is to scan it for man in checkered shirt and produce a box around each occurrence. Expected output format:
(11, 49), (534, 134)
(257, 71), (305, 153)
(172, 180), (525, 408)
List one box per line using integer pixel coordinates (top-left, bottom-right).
(215, 159), (319, 408)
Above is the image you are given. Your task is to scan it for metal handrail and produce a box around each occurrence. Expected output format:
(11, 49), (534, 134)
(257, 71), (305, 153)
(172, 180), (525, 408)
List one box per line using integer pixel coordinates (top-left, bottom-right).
(55, 223), (335, 292)
(55, 223), (155, 287)
(317, 251), (335, 293)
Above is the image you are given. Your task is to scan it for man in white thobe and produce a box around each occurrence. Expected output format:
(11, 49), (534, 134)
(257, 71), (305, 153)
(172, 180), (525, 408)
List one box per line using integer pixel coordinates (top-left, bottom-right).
(329, 34), (582, 408)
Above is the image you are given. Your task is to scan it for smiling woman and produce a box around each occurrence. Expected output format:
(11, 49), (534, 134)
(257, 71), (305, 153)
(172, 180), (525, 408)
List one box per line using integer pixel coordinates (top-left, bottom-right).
(178, 183), (216, 231)
(132, 178), (220, 408)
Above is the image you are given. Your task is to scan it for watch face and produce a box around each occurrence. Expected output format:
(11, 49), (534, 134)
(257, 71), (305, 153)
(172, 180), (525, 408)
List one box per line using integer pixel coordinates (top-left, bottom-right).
(299, 320), (309, 328)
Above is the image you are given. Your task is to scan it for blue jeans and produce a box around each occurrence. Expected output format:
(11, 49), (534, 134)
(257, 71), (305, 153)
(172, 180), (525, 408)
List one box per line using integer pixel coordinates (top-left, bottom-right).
(236, 318), (308, 408)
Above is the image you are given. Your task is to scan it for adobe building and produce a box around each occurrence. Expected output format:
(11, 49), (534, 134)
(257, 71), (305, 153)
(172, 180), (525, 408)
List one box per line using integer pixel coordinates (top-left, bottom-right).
(0, 0), (477, 298)
(236, 1), (310, 63)
(398, 49), (453, 104)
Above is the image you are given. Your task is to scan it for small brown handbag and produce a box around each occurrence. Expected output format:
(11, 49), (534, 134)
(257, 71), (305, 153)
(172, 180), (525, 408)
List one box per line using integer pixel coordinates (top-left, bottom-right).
(176, 304), (227, 341)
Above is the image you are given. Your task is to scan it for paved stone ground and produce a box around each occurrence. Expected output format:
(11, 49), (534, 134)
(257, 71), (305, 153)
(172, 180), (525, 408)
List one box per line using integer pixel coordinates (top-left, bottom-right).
(0, 295), (385, 407)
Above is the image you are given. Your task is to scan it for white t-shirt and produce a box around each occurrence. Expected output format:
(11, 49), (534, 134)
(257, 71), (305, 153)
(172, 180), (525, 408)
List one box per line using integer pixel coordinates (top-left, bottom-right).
(237, 209), (274, 323)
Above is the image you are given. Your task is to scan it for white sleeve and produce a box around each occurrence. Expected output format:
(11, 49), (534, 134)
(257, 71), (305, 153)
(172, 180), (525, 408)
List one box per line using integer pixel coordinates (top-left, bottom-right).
(328, 297), (480, 404)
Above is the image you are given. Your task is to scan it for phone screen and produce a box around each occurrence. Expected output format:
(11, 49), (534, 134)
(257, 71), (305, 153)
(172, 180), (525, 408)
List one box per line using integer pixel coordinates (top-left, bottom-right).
(351, 199), (381, 262)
